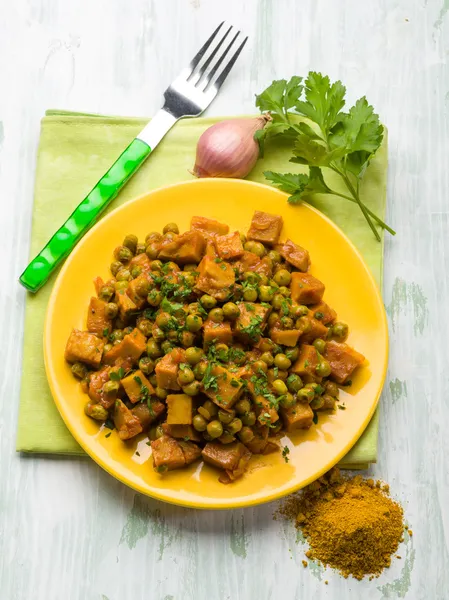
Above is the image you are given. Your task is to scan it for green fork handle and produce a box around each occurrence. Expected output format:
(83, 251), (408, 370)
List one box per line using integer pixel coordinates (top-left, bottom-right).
(19, 138), (151, 292)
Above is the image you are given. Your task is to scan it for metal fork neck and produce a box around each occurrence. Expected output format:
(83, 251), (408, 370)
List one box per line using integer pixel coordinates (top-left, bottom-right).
(136, 109), (178, 149)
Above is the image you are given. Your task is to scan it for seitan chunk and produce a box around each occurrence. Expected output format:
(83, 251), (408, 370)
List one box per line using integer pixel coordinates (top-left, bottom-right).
(88, 366), (112, 407)
(203, 364), (243, 410)
(310, 301), (337, 325)
(253, 396), (279, 426)
(322, 340), (365, 384)
(114, 399), (143, 440)
(158, 230), (206, 264)
(214, 231), (244, 260)
(299, 316), (329, 344)
(278, 239), (310, 271)
(103, 328), (146, 365)
(290, 272), (325, 305)
(161, 423), (202, 442)
(291, 344), (320, 378)
(127, 273), (151, 309)
(65, 329), (104, 368)
(202, 441), (249, 471)
(195, 255), (235, 301)
(131, 400), (165, 429)
(234, 302), (271, 344)
(151, 435), (201, 471)
(270, 326), (301, 347)
(155, 348), (186, 391)
(191, 216), (229, 236)
(86, 297), (112, 336)
(203, 318), (233, 346)
(121, 369), (155, 403)
(166, 394), (193, 425)
(129, 253), (151, 273)
(244, 424), (269, 454)
(247, 210), (283, 246)
(116, 290), (137, 322)
(281, 402), (314, 432)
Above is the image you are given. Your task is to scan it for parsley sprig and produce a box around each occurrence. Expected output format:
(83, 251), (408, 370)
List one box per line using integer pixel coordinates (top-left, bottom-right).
(255, 72), (395, 241)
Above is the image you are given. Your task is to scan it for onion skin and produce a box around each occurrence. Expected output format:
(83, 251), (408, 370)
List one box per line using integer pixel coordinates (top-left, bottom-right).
(193, 115), (271, 179)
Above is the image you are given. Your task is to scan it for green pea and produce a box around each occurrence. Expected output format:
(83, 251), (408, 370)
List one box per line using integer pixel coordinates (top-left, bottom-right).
(259, 338), (275, 352)
(282, 317), (294, 329)
(200, 400), (218, 420)
(136, 243), (146, 255)
(123, 234), (138, 254)
(103, 344), (113, 354)
(147, 340), (162, 358)
(321, 394), (336, 410)
(332, 321), (349, 340)
(274, 354), (292, 370)
(148, 427), (158, 441)
(147, 290), (162, 307)
(222, 302), (240, 320)
(273, 269), (291, 286)
(273, 379), (288, 395)
(219, 432), (236, 444)
(178, 366), (195, 385)
(200, 294), (217, 309)
(155, 312), (170, 330)
(84, 402), (108, 421)
(298, 387), (315, 403)
(98, 285), (114, 302)
(161, 341), (174, 354)
(296, 316), (312, 333)
(242, 271), (260, 284)
(180, 331), (196, 348)
(151, 259), (163, 271)
(310, 396), (324, 410)
(145, 232), (162, 244)
(280, 392), (296, 409)
(110, 260), (123, 276)
(258, 285), (275, 302)
(135, 277), (152, 297)
(152, 326), (165, 342)
(272, 293), (284, 311)
(116, 268), (131, 282)
(155, 387), (168, 400)
(193, 414), (208, 432)
(285, 347), (299, 362)
(205, 420), (222, 439)
(316, 360), (332, 377)
(278, 286), (291, 297)
(186, 314), (203, 332)
(287, 374), (303, 393)
(139, 357), (155, 374)
(209, 308), (224, 323)
(110, 329), (124, 343)
(71, 362), (87, 380)
(155, 425), (165, 438)
(131, 266), (142, 279)
(227, 418), (243, 434)
(182, 381), (201, 396)
(235, 398), (251, 415)
(194, 361), (208, 380)
(325, 381), (339, 397)
(115, 246), (133, 263)
(243, 288), (258, 302)
(183, 263), (198, 272)
(218, 409), (236, 425)
(103, 380), (120, 395)
(184, 347), (202, 365)
(137, 318), (152, 336)
(252, 360), (268, 374)
(244, 241), (257, 253)
(259, 352), (273, 366)
(313, 338), (327, 353)
(163, 222), (179, 234)
(268, 250), (281, 264)
(241, 411), (256, 426)
(238, 426), (254, 443)
(251, 241), (266, 257)
(149, 374), (157, 386)
(145, 243), (159, 260)
(268, 312), (280, 328)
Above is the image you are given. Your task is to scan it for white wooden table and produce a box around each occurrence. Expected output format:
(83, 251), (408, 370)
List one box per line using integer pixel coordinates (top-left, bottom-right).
(1, 1), (448, 598)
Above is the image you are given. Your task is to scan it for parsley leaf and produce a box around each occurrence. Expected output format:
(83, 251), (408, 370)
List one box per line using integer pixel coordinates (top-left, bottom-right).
(109, 367), (125, 381)
(256, 72), (395, 240)
(282, 445), (290, 463)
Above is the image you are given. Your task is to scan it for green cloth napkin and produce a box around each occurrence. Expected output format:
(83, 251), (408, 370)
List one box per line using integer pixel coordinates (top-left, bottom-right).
(17, 110), (387, 469)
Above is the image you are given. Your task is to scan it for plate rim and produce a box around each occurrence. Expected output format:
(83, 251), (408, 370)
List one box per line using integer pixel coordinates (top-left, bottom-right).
(44, 178), (388, 509)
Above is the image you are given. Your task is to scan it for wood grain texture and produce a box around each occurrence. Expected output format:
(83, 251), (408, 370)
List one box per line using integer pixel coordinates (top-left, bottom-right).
(0, 0), (448, 598)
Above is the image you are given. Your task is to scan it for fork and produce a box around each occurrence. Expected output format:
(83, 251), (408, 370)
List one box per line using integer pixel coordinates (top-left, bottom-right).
(20, 23), (247, 292)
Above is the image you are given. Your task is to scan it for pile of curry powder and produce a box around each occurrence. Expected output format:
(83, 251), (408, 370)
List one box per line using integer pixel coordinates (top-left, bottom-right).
(277, 468), (408, 580)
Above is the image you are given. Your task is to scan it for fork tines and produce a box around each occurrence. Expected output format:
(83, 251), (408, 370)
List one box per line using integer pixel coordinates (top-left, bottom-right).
(188, 22), (248, 91)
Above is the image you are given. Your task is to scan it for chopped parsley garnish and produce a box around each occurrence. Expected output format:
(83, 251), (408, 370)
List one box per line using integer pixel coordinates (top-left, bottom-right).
(315, 311), (324, 320)
(312, 412), (319, 425)
(161, 297), (184, 316)
(102, 328), (109, 338)
(338, 404), (346, 410)
(110, 367), (125, 381)
(282, 445), (290, 463)
(240, 315), (264, 342)
(105, 431), (112, 438)
(203, 362), (219, 392)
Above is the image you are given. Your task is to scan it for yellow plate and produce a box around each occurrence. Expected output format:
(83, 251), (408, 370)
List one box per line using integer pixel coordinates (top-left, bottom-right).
(44, 179), (388, 509)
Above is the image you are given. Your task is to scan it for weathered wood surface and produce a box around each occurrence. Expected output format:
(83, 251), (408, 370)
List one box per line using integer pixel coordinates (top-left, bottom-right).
(0, 0), (448, 598)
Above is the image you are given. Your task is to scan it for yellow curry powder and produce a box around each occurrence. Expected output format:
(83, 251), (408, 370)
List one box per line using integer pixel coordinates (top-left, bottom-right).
(278, 468), (406, 580)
